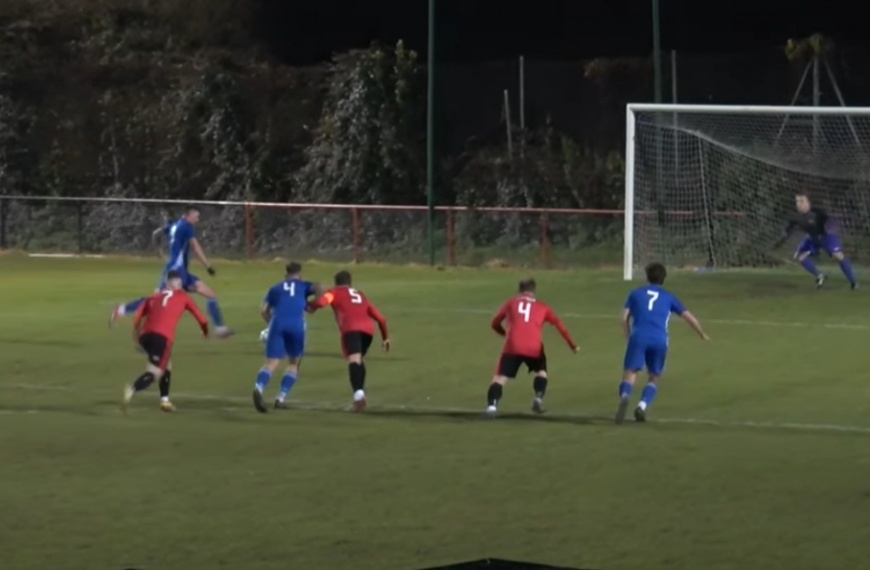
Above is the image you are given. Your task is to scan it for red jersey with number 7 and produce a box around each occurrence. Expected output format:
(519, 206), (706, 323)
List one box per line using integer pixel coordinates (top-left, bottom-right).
(491, 294), (577, 357)
(310, 286), (389, 339)
(133, 289), (209, 341)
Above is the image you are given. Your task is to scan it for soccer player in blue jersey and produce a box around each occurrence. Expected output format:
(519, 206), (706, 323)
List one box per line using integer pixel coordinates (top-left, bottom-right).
(109, 205), (234, 338)
(775, 193), (857, 289)
(252, 262), (320, 413)
(615, 262), (709, 424)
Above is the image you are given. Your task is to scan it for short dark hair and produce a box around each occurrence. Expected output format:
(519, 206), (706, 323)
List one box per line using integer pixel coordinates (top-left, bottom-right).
(286, 262), (302, 275)
(795, 192), (810, 200)
(334, 270), (352, 286)
(166, 270), (182, 281)
(183, 205), (200, 215)
(645, 262), (667, 285)
(518, 278), (536, 293)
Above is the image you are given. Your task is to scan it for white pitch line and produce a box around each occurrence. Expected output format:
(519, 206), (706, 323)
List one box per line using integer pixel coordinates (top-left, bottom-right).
(3, 382), (870, 435)
(391, 306), (870, 331)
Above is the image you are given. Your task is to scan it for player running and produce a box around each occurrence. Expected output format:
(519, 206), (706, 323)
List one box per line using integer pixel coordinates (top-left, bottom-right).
(109, 205), (234, 337)
(486, 278), (578, 415)
(122, 270), (209, 413)
(252, 262), (320, 413)
(307, 270), (389, 411)
(775, 192), (857, 289)
(616, 262), (709, 424)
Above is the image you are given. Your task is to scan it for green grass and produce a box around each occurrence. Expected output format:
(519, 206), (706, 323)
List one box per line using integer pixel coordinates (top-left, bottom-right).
(1, 254), (869, 570)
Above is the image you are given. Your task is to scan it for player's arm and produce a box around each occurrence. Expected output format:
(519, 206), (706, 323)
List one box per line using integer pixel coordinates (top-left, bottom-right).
(152, 226), (167, 259)
(773, 218), (798, 248)
(261, 301), (272, 324)
(621, 307), (632, 340)
(132, 300), (149, 343)
(546, 309), (579, 352)
(367, 303), (390, 351)
(490, 304), (508, 336)
(189, 237), (215, 276)
(813, 206), (829, 233)
(185, 297), (210, 337)
(307, 291), (334, 313)
(674, 299), (709, 340)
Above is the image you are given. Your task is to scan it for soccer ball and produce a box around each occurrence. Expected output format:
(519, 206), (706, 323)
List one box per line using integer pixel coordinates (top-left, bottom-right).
(259, 328), (269, 344)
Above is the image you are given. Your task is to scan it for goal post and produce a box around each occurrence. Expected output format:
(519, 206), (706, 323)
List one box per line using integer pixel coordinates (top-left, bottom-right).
(623, 103), (870, 280)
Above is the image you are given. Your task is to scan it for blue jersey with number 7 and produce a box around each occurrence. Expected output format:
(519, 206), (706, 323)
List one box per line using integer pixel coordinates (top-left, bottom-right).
(265, 279), (315, 327)
(624, 285), (686, 341)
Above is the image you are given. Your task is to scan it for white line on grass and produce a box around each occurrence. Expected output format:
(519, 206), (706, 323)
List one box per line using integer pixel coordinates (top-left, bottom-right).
(3, 382), (870, 435)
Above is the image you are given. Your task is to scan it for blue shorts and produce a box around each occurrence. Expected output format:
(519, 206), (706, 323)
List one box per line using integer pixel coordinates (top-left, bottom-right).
(796, 235), (842, 257)
(265, 323), (306, 360)
(158, 268), (200, 292)
(623, 335), (668, 376)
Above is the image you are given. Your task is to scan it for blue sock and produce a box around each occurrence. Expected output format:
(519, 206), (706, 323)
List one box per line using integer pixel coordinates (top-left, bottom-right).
(277, 373), (297, 401)
(618, 381), (633, 399)
(839, 259), (857, 285)
(800, 257), (819, 276)
(207, 299), (225, 328)
(123, 298), (145, 315)
(255, 369), (271, 392)
(640, 384), (658, 408)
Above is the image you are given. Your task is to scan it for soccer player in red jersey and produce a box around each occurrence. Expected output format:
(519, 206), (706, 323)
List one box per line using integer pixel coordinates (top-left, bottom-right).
(308, 270), (389, 411)
(486, 278), (578, 415)
(122, 270), (209, 413)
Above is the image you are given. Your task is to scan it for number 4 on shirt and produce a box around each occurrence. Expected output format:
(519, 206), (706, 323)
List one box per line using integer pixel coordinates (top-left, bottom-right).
(518, 301), (531, 322)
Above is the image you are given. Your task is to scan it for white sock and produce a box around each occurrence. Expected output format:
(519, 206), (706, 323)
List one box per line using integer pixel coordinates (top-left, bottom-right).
(637, 401), (647, 411)
(160, 396), (170, 403)
(353, 389), (365, 402)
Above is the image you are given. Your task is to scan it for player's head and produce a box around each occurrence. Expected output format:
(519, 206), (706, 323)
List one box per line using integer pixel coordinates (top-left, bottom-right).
(645, 262), (667, 285)
(183, 205), (201, 224)
(334, 270), (352, 286)
(518, 278), (536, 295)
(165, 270), (184, 291)
(285, 262), (302, 278)
(795, 193), (811, 213)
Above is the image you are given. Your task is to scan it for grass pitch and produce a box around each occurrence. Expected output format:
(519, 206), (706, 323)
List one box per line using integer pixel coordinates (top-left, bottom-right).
(1, 254), (869, 570)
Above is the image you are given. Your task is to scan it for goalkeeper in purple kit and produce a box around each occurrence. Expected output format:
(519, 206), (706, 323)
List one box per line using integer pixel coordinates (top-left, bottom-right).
(775, 193), (857, 289)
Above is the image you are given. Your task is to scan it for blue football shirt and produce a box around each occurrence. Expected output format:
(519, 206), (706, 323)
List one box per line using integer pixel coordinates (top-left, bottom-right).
(265, 279), (315, 327)
(624, 285), (686, 340)
(164, 218), (195, 271)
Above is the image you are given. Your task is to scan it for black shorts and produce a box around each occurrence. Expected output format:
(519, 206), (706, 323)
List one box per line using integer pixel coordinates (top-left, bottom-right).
(496, 351), (547, 379)
(342, 332), (373, 357)
(139, 332), (173, 370)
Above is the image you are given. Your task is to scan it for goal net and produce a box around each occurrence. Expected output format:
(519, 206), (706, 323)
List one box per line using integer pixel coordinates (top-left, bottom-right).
(624, 104), (870, 280)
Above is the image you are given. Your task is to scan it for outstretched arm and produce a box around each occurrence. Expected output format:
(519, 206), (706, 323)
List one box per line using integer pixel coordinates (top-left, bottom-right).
(367, 303), (390, 350)
(186, 298), (210, 337)
(621, 308), (632, 340)
(189, 238), (213, 274)
(681, 310), (709, 340)
(152, 227), (167, 259)
(490, 305), (507, 336)
(546, 310), (578, 352)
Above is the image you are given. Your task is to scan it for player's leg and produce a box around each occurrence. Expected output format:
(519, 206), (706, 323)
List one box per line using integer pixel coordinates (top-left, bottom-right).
(826, 236), (857, 288)
(635, 344), (667, 422)
(122, 334), (168, 414)
(487, 355), (520, 414)
(344, 333), (373, 411)
(794, 239), (825, 287)
(274, 330), (304, 409)
(616, 337), (644, 424)
(159, 362), (175, 412)
(529, 352), (548, 414)
(192, 278), (234, 338)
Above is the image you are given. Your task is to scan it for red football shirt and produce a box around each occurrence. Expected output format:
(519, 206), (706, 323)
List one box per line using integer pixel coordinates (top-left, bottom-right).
(491, 294), (577, 357)
(310, 286), (388, 339)
(133, 289), (209, 341)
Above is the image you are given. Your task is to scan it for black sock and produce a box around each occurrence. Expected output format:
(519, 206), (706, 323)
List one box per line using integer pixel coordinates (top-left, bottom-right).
(349, 362), (364, 392)
(487, 383), (503, 406)
(533, 376), (548, 398)
(360, 362), (366, 390)
(133, 372), (155, 393)
(159, 371), (172, 398)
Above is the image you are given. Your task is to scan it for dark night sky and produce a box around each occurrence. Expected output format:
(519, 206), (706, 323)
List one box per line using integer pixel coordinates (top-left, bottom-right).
(260, 0), (868, 65)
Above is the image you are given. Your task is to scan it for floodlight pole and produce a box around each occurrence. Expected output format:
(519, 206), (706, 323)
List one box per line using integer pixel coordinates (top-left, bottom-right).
(652, 0), (662, 103)
(426, 0), (436, 266)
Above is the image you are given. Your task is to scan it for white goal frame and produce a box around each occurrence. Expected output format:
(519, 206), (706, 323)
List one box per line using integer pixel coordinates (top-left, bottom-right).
(623, 103), (870, 280)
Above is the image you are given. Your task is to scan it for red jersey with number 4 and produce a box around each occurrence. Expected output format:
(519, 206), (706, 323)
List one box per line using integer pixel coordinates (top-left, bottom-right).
(491, 294), (577, 357)
(310, 286), (389, 339)
(133, 289), (209, 341)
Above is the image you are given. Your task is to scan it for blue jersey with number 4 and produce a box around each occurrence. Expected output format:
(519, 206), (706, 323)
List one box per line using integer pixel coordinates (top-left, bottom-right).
(164, 218), (196, 271)
(624, 285), (686, 341)
(265, 279), (314, 328)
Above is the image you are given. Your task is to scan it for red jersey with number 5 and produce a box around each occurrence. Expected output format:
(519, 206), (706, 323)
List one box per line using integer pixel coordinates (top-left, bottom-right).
(310, 286), (389, 339)
(491, 294), (577, 357)
(133, 289), (209, 341)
